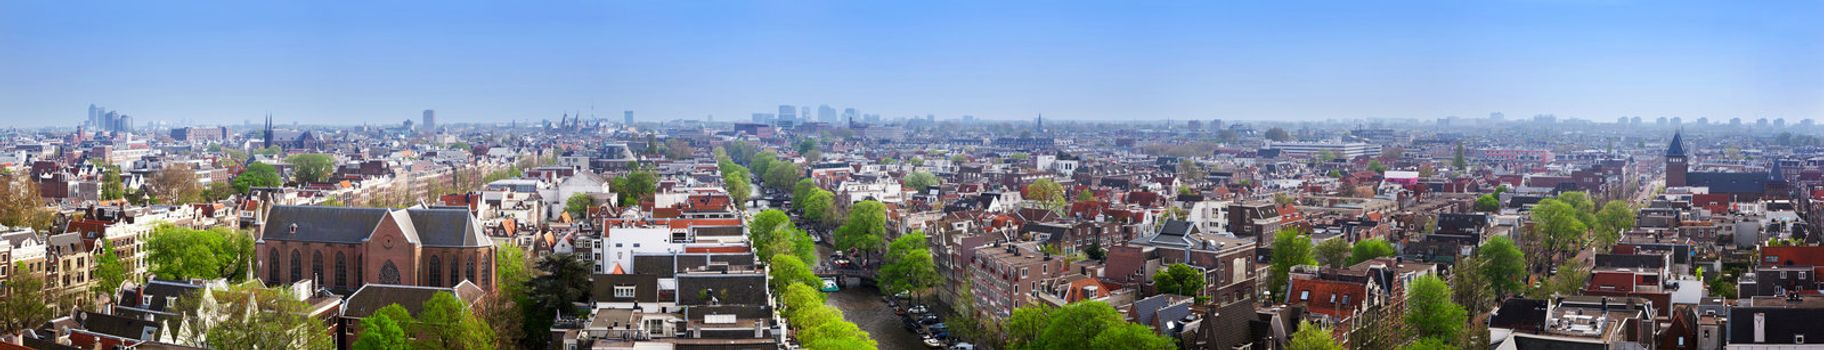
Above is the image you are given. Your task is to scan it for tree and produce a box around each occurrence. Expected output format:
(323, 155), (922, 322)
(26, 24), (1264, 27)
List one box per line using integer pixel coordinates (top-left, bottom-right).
(795, 138), (818, 155)
(792, 178), (817, 203)
(1035, 301), (1124, 350)
(484, 244), (532, 348)
(204, 181), (237, 201)
(749, 210), (793, 258)
(92, 239), (128, 296)
(1405, 275), (1467, 340)
(564, 193), (592, 220)
(101, 165), (127, 200)
(234, 162), (283, 193)
(750, 151), (778, 180)
(1477, 236), (1527, 297)
(880, 231), (940, 297)
(904, 171), (941, 190)
(1025, 178), (1066, 212)
(0, 175), (56, 232)
(1005, 305), (1053, 349)
(1266, 127), (1292, 142)
(171, 282), (335, 350)
(1151, 263), (1205, 297)
(835, 200), (888, 255)
(286, 153), (336, 183)
(353, 312), (410, 350)
(1090, 323), (1177, 350)
(414, 291), (496, 349)
(662, 138), (694, 160)
(0, 263), (53, 335)
(763, 161), (802, 193)
(524, 253), (592, 349)
(144, 224), (255, 281)
(1452, 141), (1467, 170)
(612, 169), (657, 205)
(768, 255), (820, 292)
(1530, 199), (1587, 261)
(725, 176), (751, 210)
(1076, 189), (1096, 202)
(801, 189), (836, 227)
(149, 164), (205, 204)
(1348, 238), (1396, 265)
(1451, 255), (1495, 315)
(1402, 337), (1459, 350)
(1269, 228), (1317, 301)
(1474, 194), (1500, 212)
(1531, 261), (1590, 299)
(1179, 158), (1206, 180)
(1289, 320), (1342, 350)
(1315, 238), (1351, 269)
(1593, 200), (1636, 251)
(1368, 160), (1387, 174)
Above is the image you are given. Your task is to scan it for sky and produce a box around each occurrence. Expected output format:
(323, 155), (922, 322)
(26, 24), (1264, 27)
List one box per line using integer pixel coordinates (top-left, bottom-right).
(2, 0), (1822, 127)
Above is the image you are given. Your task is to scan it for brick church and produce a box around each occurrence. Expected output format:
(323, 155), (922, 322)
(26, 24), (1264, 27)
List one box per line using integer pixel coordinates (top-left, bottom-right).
(256, 205), (496, 294)
(1665, 130), (1786, 202)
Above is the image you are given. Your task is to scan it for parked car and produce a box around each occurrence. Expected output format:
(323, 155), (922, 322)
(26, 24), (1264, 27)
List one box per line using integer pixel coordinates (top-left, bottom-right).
(951, 343), (976, 350)
(923, 336), (946, 348)
(819, 278), (840, 292)
(908, 305), (930, 315)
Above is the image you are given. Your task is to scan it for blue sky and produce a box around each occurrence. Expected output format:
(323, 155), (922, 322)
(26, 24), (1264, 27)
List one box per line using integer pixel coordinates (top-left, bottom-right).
(2, 1), (1820, 127)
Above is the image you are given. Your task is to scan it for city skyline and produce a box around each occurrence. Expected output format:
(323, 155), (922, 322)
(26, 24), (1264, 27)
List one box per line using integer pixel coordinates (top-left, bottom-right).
(3, 1), (1822, 127)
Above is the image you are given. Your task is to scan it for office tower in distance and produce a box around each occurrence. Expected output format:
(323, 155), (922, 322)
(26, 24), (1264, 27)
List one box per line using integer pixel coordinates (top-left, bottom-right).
(422, 109), (436, 134)
(842, 108), (857, 124)
(800, 106), (810, 123)
(625, 111), (634, 125)
(818, 105), (837, 123)
(778, 105), (796, 122)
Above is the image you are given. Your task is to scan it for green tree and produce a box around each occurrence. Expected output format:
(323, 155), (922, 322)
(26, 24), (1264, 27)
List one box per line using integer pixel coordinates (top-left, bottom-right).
(1090, 323), (1177, 350)
(1152, 263), (1206, 297)
(286, 153), (337, 183)
(1076, 189), (1096, 202)
(1289, 320), (1342, 350)
(1005, 305), (1052, 349)
(1593, 200), (1636, 250)
(172, 282), (335, 350)
(1474, 194), (1500, 212)
(1477, 236), (1527, 297)
(1368, 160), (1387, 174)
(612, 169), (658, 205)
(564, 193), (592, 220)
(725, 176), (751, 210)
(1530, 199), (1588, 262)
(1035, 302), (1124, 350)
(1025, 178), (1067, 212)
(92, 239), (128, 296)
(1452, 141), (1467, 170)
(1269, 228), (1317, 301)
(1315, 238), (1351, 269)
(234, 162), (283, 193)
(1451, 256), (1495, 315)
(793, 178), (817, 203)
(523, 253), (592, 349)
(880, 231), (940, 297)
(1405, 275), (1467, 340)
(101, 165), (127, 200)
(485, 244), (532, 347)
(1266, 127), (1292, 142)
(0, 263), (54, 335)
(749, 210), (793, 258)
(414, 291), (496, 349)
(800, 189), (836, 227)
(795, 138), (818, 154)
(835, 200), (888, 256)
(750, 151), (778, 180)
(1530, 261), (1591, 299)
(764, 161), (802, 193)
(1402, 337), (1459, 350)
(144, 224), (255, 281)
(1348, 238), (1396, 265)
(353, 312), (410, 350)
(904, 171), (941, 190)
(768, 255), (820, 292)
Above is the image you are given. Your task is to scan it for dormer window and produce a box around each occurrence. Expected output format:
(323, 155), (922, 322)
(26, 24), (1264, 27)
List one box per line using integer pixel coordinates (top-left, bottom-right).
(289, 224), (298, 234)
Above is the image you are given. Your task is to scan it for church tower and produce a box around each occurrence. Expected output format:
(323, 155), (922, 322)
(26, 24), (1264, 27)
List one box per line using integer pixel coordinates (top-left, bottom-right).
(1666, 130), (1687, 187)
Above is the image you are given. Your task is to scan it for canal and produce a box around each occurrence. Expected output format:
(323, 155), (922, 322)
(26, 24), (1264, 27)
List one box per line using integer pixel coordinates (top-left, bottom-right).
(817, 243), (926, 349)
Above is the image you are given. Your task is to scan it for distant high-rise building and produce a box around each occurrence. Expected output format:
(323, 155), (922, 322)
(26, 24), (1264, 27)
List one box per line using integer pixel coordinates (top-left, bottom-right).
(1802, 119), (1815, 128)
(778, 105), (796, 122)
(842, 108), (857, 123)
(1775, 118), (1787, 127)
(800, 106), (810, 122)
(1730, 117), (1742, 125)
(422, 109), (436, 134)
(624, 110), (634, 125)
(1489, 112), (1505, 122)
(818, 105), (837, 123)
(1695, 117), (1708, 125)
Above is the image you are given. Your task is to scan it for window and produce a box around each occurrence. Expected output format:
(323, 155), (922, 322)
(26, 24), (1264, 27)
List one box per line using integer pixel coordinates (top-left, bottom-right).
(289, 250), (302, 283)
(615, 243), (623, 248)
(311, 251), (323, 283)
(379, 261), (401, 284)
(1329, 294), (1336, 303)
(1342, 295), (1351, 305)
(633, 243), (641, 248)
(615, 285), (637, 298)
(429, 256), (442, 287)
(335, 252), (347, 289)
(450, 255), (461, 286)
(1299, 290), (1310, 301)
(267, 249), (280, 283)
(466, 256), (477, 284)
(1021, 267), (1028, 278)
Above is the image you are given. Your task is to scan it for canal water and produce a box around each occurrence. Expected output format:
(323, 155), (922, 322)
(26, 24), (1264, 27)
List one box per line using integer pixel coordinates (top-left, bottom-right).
(816, 244), (926, 349)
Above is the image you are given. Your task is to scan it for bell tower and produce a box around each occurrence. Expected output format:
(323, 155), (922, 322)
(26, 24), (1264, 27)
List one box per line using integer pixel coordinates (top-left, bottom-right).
(1666, 130), (1687, 187)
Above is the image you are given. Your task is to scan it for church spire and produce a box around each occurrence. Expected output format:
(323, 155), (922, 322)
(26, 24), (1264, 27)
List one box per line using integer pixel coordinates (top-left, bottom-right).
(1666, 129), (1686, 157)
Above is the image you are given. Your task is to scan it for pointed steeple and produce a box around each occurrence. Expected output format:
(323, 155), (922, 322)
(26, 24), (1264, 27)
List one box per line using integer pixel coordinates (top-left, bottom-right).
(1666, 129), (1686, 157)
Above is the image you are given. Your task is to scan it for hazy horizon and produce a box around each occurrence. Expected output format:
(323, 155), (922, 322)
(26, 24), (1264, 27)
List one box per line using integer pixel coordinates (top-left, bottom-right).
(3, 1), (1821, 128)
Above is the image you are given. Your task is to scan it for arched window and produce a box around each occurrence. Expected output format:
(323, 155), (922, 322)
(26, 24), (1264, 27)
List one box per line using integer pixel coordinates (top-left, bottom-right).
(335, 252), (347, 289)
(267, 248), (280, 283)
(483, 252), (493, 287)
(311, 251), (324, 284)
(465, 255), (476, 285)
(289, 249), (302, 283)
(428, 256), (442, 287)
(449, 255), (461, 286)
(379, 261), (401, 284)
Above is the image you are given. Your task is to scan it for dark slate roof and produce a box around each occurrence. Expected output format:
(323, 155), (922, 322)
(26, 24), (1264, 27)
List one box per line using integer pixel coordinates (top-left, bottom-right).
(262, 206), (390, 243)
(405, 208), (488, 247)
(1159, 220), (1195, 237)
(1686, 172), (1770, 194)
(137, 279), (204, 312)
(675, 273), (768, 306)
(1666, 131), (1685, 157)
(1489, 298), (1548, 331)
(342, 282), (480, 318)
(1593, 254), (1666, 270)
(1728, 303), (1824, 344)
(77, 310), (157, 340)
(632, 254), (677, 278)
